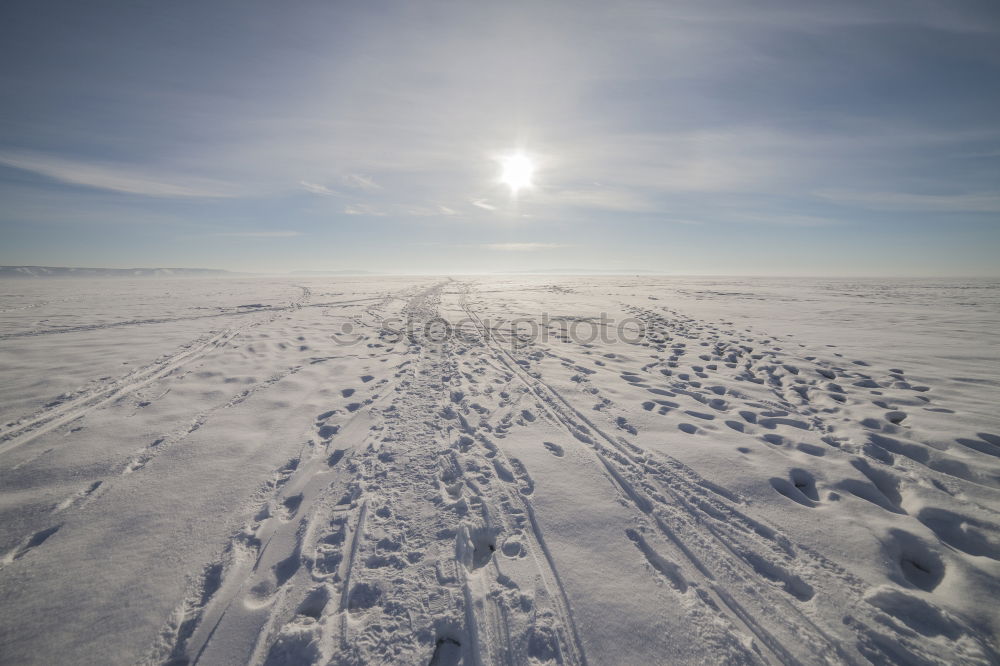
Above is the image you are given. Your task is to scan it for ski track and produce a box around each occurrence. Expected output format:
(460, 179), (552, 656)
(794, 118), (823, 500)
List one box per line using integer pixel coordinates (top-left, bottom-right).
(0, 286), (312, 457)
(1, 278), (999, 664)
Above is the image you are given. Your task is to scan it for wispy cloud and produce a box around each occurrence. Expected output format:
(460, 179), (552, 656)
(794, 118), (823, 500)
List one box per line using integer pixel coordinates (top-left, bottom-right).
(0, 151), (240, 198)
(481, 242), (569, 251)
(212, 231), (302, 238)
(816, 190), (1000, 213)
(725, 212), (843, 227)
(2, 1), (998, 275)
(342, 202), (464, 217)
(342, 173), (381, 190)
(343, 203), (386, 216)
(661, 218), (703, 226)
(536, 187), (655, 213)
(300, 181), (341, 196)
(302, 174), (381, 197)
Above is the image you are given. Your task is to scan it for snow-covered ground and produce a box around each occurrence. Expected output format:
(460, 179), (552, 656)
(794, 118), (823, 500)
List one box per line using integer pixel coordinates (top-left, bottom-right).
(1, 276), (998, 665)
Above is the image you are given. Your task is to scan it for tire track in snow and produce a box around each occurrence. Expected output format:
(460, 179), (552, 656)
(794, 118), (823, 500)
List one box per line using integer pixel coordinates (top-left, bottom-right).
(456, 282), (853, 665)
(0, 286), (312, 457)
(253, 280), (588, 665)
(143, 368), (393, 665)
(121, 364), (304, 476)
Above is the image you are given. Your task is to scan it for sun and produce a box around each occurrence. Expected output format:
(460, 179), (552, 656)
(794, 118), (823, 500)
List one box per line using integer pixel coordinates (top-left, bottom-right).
(499, 152), (535, 194)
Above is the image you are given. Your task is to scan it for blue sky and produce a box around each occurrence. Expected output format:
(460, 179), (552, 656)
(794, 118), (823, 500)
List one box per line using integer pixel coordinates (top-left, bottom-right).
(1, 0), (998, 275)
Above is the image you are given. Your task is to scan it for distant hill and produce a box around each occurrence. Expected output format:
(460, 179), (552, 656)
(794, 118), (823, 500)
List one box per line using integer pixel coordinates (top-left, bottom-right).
(0, 266), (235, 278)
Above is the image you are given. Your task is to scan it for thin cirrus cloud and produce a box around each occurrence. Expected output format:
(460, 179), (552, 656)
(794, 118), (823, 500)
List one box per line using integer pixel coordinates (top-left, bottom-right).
(343, 203), (461, 217)
(0, 0), (998, 274)
(0, 151), (241, 198)
(211, 231), (302, 238)
(300, 181), (341, 197)
(300, 174), (381, 197)
(815, 190), (1000, 214)
(342, 174), (381, 190)
(343, 204), (386, 216)
(480, 243), (569, 251)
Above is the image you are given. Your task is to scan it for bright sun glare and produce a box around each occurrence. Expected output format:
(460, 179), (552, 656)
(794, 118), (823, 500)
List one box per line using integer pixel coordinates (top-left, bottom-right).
(500, 153), (535, 194)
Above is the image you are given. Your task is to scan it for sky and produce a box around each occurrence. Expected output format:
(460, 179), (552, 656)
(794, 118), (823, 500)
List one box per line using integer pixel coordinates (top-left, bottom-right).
(1, 0), (999, 276)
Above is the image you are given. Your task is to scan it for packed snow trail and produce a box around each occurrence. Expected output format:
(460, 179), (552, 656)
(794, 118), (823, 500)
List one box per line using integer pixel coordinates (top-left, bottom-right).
(1, 276), (998, 664)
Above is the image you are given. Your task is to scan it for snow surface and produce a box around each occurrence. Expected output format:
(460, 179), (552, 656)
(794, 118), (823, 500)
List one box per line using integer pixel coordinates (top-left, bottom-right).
(1, 276), (998, 665)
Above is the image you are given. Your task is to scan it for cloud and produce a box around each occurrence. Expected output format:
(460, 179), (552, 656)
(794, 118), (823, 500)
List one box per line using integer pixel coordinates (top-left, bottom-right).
(212, 231), (302, 238)
(481, 242), (569, 251)
(343, 203), (386, 216)
(301, 174), (380, 198)
(342, 173), (381, 190)
(300, 181), (341, 196)
(341, 201), (464, 217)
(0, 151), (240, 198)
(535, 187), (655, 213)
(725, 212), (843, 227)
(815, 190), (1000, 213)
(4, 0), (999, 276)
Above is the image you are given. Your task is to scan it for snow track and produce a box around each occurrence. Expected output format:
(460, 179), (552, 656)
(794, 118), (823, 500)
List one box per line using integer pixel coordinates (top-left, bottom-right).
(0, 286), (312, 456)
(1, 277), (998, 665)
